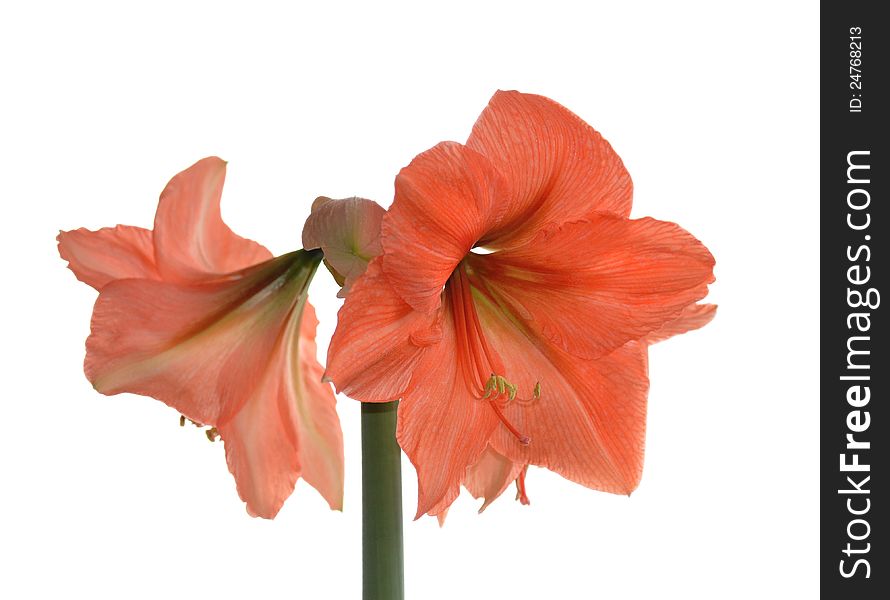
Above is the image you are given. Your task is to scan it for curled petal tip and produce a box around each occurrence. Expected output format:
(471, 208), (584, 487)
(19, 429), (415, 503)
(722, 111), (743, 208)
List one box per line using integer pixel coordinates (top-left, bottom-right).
(311, 196), (333, 212)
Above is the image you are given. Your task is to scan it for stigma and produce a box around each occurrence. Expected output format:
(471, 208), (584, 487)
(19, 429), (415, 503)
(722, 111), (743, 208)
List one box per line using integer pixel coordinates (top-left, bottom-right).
(515, 465), (530, 505)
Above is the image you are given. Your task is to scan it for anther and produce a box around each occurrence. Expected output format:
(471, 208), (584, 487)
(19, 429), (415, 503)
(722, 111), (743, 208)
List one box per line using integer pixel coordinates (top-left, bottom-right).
(179, 415), (204, 427)
(481, 374), (533, 445)
(483, 374), (496, 399)
(205, 427), (220, 442)
(533, 381), (541, 400)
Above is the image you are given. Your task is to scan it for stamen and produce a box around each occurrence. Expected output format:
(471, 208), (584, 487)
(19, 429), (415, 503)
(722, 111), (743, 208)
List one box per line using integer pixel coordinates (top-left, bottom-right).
(179, 415), (204, 427)
(482, 373), (496, 399)
(205, 427), (220, 442)
(481, 373), (534, 443)
(516, 466), (530, 505)
(450, 264), (540, 444)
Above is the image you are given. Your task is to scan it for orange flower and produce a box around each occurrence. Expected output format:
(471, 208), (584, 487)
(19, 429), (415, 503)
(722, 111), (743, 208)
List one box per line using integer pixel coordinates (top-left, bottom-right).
(326, 91), (716, 518)
(58, 157), (344, 518)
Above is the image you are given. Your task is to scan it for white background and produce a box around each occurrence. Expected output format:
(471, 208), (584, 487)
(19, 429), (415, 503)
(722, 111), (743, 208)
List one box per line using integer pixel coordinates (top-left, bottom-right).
(0, 2), (818, 598)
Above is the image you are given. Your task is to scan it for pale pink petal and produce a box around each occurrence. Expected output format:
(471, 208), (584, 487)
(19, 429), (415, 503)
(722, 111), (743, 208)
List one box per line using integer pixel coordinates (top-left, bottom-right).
(85, 256), (296, 424)
(152, 157), (272, 282)
(463, 446), (525, 513)
(435, 508), (449, 527)
(218, 343), (303, 519)
(220, 300), (343, 517)
(57, 225), (159, 290)
(302, 196), (386, 298)
(85, 252), (342, 517)
(291, 302), (345, 510)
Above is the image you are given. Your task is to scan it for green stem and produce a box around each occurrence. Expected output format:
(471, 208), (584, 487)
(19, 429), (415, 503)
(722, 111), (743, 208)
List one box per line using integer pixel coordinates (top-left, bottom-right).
(361, 401), (404, 600)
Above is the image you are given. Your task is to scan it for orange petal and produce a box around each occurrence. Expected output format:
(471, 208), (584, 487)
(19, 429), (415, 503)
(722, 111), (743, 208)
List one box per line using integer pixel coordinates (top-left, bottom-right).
(463, 446), (524, 513)
(152, 157), (272, 282)
(382, 142), (509, 312)
(475, 294), (651, 495)
(326, 259), (444, 403)
(301, 196), (385, 297)
(292, 302), (345, 510)
(647, 303), (717, 344)
(396, 293), (498, 518)
(85, 251), (342, 517)
(467, 90), (633, 248)
(220, 301), (343, 517)
(475, 214), (715, 360)
(57, 225), (159, 290)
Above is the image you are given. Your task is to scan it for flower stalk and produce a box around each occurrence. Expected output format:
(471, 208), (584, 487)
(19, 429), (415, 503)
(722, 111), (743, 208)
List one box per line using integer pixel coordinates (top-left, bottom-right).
(361, 401), (404, 600)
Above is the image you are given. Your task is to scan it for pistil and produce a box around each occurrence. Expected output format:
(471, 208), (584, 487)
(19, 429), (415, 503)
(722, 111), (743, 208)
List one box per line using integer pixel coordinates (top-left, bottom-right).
(516, 465), (530, 505)
(488, 400), (531, 446)
(450, 264), (534, 446)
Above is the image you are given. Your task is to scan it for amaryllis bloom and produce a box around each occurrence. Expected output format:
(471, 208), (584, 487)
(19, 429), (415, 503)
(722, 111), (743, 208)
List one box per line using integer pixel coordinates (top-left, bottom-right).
(326, 91), (716, 518)
(58, 157), (344, 518)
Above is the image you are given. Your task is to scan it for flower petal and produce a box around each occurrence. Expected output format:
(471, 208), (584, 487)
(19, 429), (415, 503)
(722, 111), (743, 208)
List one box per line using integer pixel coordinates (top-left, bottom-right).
(467, 90), (633, 248)
(302, 196), (385, 297)
(85, 252), (340, 516)
(217, 341), (302, 518)
(647, 303), (717, 344)
(85, 254), (299, 423)
(292, 302), (345, 510)
(474, 214), (715, 360)
(396, 292), (498, 518)
(220, 300), (343, 517)
(475, 293), (651, 494)
(463, 446), (524, 513)
(325, 259), (443, 403)
(382, 142), (509, 312)
(152, 157), (272, 281)
(57, 225), (159, 290)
